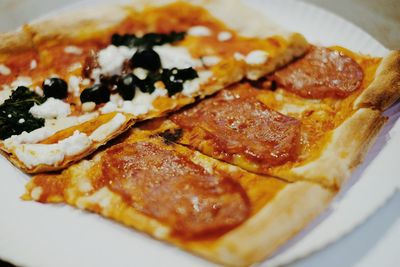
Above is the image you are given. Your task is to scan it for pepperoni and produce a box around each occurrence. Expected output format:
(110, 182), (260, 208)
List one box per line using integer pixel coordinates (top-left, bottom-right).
(272, 47), (364, 98)
(100, 141), (250, 238)
(171, 87), (301, 167)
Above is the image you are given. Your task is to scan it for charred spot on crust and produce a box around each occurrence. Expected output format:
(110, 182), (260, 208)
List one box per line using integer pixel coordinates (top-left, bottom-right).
(247, 77), (277, 91)
(159, 128), (183, 144)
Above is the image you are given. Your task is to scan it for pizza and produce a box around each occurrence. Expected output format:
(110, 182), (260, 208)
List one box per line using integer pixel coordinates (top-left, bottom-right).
(153, 46), (400, 188)
(0, 0), (308, 173)
(24, 128), (334, 266)
(1, 0), (400, 266)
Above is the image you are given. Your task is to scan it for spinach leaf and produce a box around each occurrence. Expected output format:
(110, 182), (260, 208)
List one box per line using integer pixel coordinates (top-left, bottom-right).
(0, 86), (46, 140)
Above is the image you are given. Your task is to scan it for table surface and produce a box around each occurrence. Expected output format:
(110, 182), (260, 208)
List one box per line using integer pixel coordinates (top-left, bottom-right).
(0, 1), (399, 267)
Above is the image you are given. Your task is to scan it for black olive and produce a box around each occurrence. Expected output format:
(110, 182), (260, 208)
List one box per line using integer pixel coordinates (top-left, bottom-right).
(80, 84), (110, 104)
(111, 33), (123, 46)
(130, 48), (161, 71)
(161, 70), (183, 96)
(174, 67), (198, 80)
(111, 32), (186, 48)
(42, 78), (68, 99)
(164, 81), (183, 97)
(134, 70), (162, 94)
(117, 74), (137, 100)
(100, 75), (121, 91)
(111, 33), (137, 47)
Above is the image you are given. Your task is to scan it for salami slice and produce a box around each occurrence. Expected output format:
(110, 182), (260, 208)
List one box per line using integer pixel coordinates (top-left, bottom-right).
(272, 47), (363, 98)
(171, 88), (301, 167)
(100, 141), (250, 238)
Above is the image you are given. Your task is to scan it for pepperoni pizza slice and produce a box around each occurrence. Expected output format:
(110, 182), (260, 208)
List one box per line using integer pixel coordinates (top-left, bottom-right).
(23, 128), (334, 266)
(151, 46), (399, 188)
(0, 0), (309, 173)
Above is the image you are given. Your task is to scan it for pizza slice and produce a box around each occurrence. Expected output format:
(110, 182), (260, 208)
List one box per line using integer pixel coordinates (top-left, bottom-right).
(0, 0), (309, 173)
(23, 128), (334, 266)
(150, 46), (400, 188)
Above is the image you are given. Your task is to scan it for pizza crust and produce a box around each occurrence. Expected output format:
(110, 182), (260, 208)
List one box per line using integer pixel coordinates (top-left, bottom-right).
(27, 5), (129, 43)
(129, 0), (289, 38)
(188, 181), (334, 266)
(0, 29), (34, 54)
(275, 108), (385, 188)
(354, 50), (400, 111)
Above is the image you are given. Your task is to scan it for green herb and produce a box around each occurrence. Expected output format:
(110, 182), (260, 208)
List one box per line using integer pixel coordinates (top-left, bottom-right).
(0, 86), (46, 140)
(111, 32), (186, 48)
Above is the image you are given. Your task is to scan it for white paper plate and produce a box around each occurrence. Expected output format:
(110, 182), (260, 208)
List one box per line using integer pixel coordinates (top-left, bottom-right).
(0, 1), (399, 267)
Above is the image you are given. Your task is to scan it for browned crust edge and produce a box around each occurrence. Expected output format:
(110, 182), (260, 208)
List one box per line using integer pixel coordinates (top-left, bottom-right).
(274, 108), (386, 189)
(26, 5), (129, 44)
(354, 50), (400, 111)
(189, 181), (334, 266)
(0, 27), (34, 54)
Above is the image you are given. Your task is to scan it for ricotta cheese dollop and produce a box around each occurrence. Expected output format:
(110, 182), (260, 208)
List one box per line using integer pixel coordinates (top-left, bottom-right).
(188, 26), (212, 36)
(153, 45), (202, 69)
(0, 64), (11, 75)
(14, 131), (92, 168)
(89, 113), (126, 142)
(245, 50), (269, 65)
(29, 98), (71, 119)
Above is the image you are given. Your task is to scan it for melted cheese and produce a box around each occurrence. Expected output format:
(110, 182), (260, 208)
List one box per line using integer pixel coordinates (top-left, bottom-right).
(89, 113), (126, 142)
(29, 98), (71, 119)
(11, 76), (33, 88)
(119, 88), (167, 116)
(181, 71), (212, 96)
(4, 127), (56, 149)
(0, 86), (12, 105)
(44, 112), (99, 132)
(279, 103), (308, 115)
(60, 131), (92, 157)
(153, 45), (202, 69)
(0, 64), (11, 75)
(30, 60), (37, 70)
(3, 112), (97, 151)
(100, 102), (118, 114)
(14, 131), (92, 167)
(218, 31), (233, 42)
(96, 45), (137, 78)
(68, 76), (81, 97)
(68, 62), (82, 72)
(30, 186), (43, 200)
(188, 26), (212, 36)
(202, 56), (221, 67)
(245, 50), (269, 65)
(15, 144), (64, 167)
(133, 68), (148, 80)
(64, 46), (83, 55)
(81, 102), (96, 112)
